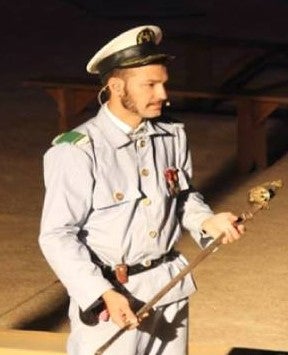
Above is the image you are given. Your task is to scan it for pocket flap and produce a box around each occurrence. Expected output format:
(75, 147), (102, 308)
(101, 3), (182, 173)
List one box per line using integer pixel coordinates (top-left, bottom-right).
(94, 184), (143, 209)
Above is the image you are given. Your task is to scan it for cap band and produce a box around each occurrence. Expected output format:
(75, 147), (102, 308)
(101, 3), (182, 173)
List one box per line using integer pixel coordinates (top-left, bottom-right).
(97, 42), (170, 77)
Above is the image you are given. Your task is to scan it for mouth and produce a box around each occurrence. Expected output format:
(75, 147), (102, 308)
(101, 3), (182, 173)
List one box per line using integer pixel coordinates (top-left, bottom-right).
(148, 102), (163, 110)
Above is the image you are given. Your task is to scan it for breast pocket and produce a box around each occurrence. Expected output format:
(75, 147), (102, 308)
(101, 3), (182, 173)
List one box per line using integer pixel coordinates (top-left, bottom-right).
(93, 183), (143, 210)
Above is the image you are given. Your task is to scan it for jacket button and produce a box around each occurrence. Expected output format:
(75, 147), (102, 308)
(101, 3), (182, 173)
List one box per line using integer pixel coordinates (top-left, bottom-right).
(142, 259), (152, 267)
(149, 231), (158, 238)
(142, 198), (151, 206)
(141, 168), (150, 176)
(139, 140), (146, 148)
(114, 192), (124, 201)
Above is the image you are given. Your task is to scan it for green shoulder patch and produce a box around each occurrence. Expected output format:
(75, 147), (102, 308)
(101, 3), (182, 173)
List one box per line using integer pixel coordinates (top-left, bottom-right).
(52, 131), (89, 146)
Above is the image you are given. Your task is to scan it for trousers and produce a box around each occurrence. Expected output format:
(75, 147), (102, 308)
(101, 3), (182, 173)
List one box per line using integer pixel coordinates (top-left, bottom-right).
(67, 297), (189, 355)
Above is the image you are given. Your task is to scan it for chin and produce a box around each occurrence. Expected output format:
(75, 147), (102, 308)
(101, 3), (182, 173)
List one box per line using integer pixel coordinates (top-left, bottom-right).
(144, 109), (162, 118)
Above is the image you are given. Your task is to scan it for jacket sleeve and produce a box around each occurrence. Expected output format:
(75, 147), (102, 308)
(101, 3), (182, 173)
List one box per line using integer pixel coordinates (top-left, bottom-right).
(39, 144), (112, 311)
(175, 124), (215, 248)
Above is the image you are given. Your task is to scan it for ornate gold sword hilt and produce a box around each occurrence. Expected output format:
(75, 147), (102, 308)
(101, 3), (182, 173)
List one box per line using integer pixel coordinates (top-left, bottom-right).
(235, 179), (283, 224)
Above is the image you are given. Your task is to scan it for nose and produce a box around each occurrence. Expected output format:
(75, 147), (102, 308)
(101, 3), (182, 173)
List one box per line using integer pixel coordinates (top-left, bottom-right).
(156, 84), (168, 101)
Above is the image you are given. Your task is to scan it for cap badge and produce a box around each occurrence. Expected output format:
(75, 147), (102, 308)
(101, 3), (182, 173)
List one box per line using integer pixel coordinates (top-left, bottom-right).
(137, 28), (156, 45)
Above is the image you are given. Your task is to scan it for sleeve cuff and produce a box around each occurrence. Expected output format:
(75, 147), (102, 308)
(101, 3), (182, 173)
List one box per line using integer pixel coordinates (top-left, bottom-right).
(200, 229), (215, 248)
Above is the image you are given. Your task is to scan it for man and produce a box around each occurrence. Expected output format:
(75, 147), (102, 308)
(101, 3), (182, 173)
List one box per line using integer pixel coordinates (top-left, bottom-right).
(39, 25), (244, 355)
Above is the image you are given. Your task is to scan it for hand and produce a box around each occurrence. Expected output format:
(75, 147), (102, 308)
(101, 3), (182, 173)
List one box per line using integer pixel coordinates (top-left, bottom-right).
(201, 212), (245, 244)
(102, 289), (139, 329)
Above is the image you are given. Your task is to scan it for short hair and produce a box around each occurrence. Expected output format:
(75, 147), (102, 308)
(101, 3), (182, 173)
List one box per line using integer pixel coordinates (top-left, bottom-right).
(100, 67), (132, 86)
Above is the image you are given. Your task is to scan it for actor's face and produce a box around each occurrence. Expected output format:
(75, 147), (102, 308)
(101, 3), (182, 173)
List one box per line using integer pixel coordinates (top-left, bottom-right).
(120, 64), (168, 119)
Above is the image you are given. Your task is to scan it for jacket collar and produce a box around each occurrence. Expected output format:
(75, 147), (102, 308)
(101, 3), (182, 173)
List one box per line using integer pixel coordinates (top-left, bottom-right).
(92, 105), (172, 148)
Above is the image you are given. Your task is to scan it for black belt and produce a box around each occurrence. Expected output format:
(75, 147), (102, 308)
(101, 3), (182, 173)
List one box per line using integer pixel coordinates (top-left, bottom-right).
(88, 248), (180, 279)
(80, 247), (180, 326)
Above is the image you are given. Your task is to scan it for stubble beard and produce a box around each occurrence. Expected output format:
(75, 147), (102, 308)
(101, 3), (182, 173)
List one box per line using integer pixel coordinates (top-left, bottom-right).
(120, 87), (140, 116)
(120, 86), (162, 118)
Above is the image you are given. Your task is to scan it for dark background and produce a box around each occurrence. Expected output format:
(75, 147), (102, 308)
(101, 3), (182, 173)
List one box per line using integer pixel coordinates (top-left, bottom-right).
(2, 0), (288, 90)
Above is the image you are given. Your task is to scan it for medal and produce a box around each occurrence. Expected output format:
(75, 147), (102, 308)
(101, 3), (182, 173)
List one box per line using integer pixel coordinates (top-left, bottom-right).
(164, 167), (180, 197)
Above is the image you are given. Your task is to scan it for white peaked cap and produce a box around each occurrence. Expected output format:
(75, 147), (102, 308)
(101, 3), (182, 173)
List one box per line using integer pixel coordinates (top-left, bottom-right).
(86, 25), (173, 77)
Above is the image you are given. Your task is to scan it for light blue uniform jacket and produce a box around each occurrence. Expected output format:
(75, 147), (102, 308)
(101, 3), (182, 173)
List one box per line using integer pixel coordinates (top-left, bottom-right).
(39, 106), (214, 313)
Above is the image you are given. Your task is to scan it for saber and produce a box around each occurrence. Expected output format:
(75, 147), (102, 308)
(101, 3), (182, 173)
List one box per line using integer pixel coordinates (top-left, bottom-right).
(95, 179), (282, 355)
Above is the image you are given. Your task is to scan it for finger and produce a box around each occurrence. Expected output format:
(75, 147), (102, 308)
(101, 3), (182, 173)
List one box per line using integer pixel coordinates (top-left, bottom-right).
(225, 212), (237, 224)
(98, 309), (110, 322)
(122, 315), (138, 330)
(236, 224), (246, 234)
(121, 308), (139, 329)
(221, 236), (229, 244)
(127, 319), (139, 330)
(229, 227), (241, 241)
(222, 226), (240, 243)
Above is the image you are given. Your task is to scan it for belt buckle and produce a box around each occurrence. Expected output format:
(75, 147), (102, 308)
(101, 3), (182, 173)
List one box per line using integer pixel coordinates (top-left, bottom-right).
(115, 264), (128, 284)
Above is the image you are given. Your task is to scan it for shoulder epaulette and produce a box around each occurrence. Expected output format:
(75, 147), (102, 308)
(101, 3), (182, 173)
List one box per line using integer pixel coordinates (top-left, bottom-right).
(52, 131), (89, 146)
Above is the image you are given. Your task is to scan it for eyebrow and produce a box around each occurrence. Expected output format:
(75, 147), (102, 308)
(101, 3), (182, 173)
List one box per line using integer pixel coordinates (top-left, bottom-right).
(144, 78), (168, 83)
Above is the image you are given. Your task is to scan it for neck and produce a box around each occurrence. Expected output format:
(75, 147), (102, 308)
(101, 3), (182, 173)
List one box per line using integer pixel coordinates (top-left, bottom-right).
(107, 100), (142, 129)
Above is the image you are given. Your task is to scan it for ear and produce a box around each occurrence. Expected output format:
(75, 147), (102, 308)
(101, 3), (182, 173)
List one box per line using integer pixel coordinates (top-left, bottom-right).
(108, 77), (124, 95)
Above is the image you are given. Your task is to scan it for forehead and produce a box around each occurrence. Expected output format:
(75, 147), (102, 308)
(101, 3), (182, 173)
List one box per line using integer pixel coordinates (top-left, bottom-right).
(125, 64), (168, 81)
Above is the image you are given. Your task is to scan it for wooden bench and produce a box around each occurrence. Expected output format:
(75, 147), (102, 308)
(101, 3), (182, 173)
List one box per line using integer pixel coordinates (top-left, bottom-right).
(24, 78), (288, 174)
(24, 77), (101, 133)
(169, 89), (288, 173)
